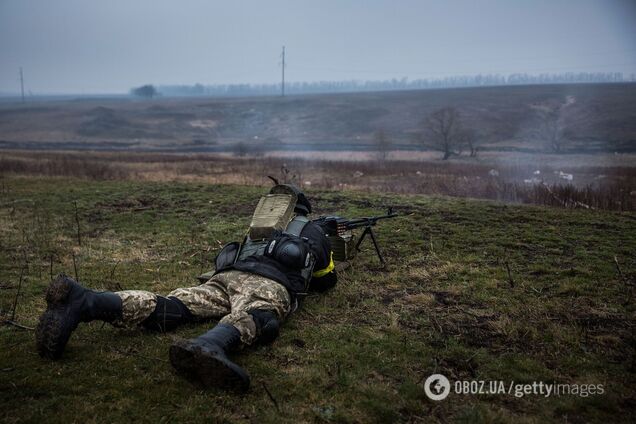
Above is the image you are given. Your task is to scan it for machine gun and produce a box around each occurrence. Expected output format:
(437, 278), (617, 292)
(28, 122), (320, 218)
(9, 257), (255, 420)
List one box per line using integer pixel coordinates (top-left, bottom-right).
(313, 208), (398, 267)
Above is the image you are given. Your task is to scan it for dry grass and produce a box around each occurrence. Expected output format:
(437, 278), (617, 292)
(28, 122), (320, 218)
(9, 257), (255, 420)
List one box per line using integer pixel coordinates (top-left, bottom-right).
(1, 150), (634, 210)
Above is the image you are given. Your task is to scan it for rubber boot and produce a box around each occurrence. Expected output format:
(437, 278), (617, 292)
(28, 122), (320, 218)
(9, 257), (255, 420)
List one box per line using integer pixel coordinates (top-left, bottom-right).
(36, 273), (122, 359)
(169, 324), (250, 391)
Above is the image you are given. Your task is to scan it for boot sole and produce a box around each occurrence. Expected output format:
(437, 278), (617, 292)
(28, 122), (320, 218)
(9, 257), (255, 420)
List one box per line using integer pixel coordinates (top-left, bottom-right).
(35, 275), (73, 359)
(169, 341), (250, 392)
(44, 275), (73, 306)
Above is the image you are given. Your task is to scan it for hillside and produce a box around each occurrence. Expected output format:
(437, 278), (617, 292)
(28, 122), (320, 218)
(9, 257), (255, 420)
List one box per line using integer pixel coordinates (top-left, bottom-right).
(1, 178), (634, 423)
(1, 83), (635, 153)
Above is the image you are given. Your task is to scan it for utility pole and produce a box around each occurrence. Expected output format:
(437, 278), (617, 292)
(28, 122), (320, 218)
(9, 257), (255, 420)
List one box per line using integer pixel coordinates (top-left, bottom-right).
(19, 67), (25, 103)
(281, 46), (285, 97)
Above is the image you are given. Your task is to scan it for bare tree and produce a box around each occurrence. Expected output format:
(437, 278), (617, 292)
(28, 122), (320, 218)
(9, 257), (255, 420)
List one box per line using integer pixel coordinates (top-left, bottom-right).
(374, 129), (391, 162)
(460, 128), (479, 157)
(532, 101), (569, 153)
(423, 107), (462, 160)
(232, 142), (248, 157)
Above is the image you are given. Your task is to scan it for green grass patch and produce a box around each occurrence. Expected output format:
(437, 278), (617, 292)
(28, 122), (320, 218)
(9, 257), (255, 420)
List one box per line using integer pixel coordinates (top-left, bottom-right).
(1, 177), (634, 423)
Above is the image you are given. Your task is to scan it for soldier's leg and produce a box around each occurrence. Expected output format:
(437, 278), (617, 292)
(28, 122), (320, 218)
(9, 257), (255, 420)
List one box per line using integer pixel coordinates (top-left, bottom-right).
(220, 271), (291, 347)
(166, 279), (230, 321)
(169, 271), (291, 391)
(37, 273), (123, 359)
(36, 274), (229, 359)
(36, 274), (188, 359)
(110, 276), (231, 331)
(116, 290), (193, 332)
(131, 279), (231, 331)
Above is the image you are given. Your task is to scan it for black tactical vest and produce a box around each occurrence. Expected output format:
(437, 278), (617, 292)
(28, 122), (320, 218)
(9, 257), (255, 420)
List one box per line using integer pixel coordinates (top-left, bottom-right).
(239, 215), (315, 284)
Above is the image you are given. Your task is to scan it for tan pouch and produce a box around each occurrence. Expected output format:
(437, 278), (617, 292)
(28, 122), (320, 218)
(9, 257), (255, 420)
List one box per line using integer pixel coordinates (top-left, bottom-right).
(248, 193), (296, 240)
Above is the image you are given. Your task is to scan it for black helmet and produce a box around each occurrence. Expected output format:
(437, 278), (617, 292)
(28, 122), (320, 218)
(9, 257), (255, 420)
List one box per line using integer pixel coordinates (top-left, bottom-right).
(269, 184), (312, 215)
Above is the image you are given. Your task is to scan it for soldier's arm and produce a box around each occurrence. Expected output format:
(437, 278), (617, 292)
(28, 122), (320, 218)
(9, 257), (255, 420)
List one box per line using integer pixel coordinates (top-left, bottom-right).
(309, 260), (337, 292)
(302, 222), (338, 292)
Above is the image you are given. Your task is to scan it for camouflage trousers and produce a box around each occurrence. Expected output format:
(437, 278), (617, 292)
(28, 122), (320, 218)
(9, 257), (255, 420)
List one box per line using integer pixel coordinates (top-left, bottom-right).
(114, 270), (291, 346)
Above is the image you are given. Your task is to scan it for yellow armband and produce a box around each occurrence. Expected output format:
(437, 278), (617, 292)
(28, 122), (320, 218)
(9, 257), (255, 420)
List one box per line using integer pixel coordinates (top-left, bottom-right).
(312, 252), (335, 278)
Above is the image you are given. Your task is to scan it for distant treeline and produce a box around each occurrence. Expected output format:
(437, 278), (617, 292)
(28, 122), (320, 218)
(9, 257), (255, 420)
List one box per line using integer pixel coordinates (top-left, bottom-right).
(155, 72), (634, 97)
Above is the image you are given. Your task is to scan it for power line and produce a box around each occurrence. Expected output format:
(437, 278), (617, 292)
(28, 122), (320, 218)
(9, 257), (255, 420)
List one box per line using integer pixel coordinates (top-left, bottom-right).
(281, 46), (286, 97)
(19, 67), (25, 103)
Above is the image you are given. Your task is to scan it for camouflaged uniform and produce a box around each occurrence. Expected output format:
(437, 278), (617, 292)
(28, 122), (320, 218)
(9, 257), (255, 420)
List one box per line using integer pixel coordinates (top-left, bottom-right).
(36, 184), (338, 391)
(115, 270), (290, 345)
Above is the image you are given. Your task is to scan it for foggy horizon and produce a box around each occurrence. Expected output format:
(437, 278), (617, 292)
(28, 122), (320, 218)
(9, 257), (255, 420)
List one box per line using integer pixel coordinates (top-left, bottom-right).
(1, 0), (635, 95)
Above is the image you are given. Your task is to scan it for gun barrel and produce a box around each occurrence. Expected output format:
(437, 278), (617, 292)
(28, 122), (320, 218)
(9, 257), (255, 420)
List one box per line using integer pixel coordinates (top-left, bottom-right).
(344, 213), (398, 229)
(313, 212), (398, 235)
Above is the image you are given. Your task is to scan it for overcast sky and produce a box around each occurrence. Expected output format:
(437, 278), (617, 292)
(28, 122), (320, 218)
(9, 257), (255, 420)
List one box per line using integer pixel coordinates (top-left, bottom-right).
(1, 0), (635, 94)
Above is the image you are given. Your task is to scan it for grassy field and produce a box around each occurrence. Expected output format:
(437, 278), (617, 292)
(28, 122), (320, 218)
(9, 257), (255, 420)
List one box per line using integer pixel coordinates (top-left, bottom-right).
(1, 83), (635, 153)
(0, 177), (635, 423)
